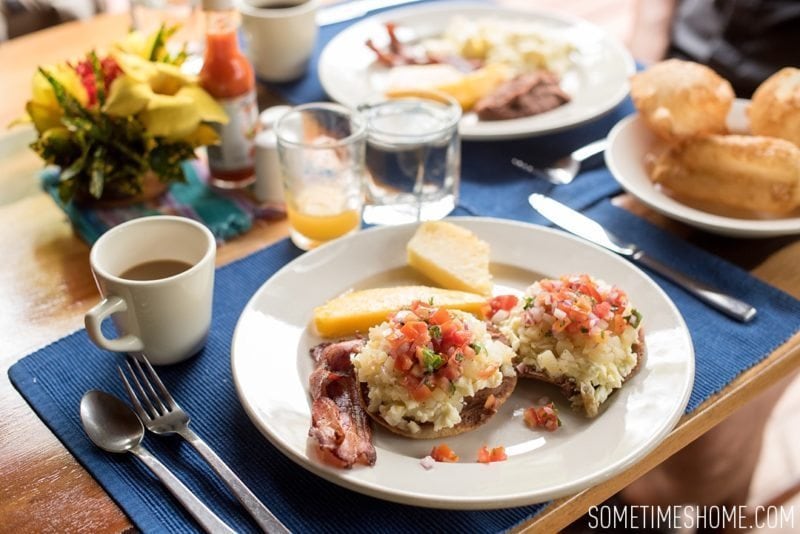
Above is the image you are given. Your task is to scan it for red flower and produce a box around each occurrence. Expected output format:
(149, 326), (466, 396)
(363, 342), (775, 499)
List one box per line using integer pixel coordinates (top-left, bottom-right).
(73, 55), (123, 107)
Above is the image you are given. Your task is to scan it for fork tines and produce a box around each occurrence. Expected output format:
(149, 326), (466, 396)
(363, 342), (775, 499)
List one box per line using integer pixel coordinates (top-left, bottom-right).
(118, 354), (177, 422)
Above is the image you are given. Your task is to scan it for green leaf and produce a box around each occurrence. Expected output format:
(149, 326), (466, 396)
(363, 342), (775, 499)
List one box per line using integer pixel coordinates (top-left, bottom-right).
(148, 23), (181, 63)
(30, 127), (81, 166)
(89, 146), (106, 198)
(58, 177), (79, 204)
(60, 143), (91, 181)
(149, 24), (166, 61)
(89, 50), (106, 106)
(37, 67), (90, 119)
(163, 43), (188, 66)
(148, 140), (194, 183)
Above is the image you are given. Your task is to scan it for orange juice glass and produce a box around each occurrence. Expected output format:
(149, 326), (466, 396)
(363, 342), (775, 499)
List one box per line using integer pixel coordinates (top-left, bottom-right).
(275, 103), (366, 250)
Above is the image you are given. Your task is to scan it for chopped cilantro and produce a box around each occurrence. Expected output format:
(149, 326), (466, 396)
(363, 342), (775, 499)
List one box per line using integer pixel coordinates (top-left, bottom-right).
(523, 296), (534, 310)
(428, 325), (442, 340)
(455, 352), (464, 362)
(627, 309), (643, 328)
(428, 297), (435, 305)
(469, 342), (484, 355)
(422, 348), (445, 373)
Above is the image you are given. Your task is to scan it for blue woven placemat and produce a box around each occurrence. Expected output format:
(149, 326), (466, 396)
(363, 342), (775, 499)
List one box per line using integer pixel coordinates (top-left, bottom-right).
(10, 185), (800, 534)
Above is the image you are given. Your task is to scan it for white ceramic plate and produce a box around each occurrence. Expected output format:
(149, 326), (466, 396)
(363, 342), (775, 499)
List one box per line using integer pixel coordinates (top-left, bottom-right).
(231, 218), (694, 509)
(318, 3), (635, 140)
(606, 99), (800, 238)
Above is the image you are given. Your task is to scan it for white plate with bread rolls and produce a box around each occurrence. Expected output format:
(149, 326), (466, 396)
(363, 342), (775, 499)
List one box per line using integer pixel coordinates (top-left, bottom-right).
(607, 61), (800, 238)
(231, 218), (694, 509)
(318, 2), (635, 140)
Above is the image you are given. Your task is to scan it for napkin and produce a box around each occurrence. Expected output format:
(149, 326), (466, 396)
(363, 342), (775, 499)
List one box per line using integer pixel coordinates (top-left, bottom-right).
(41, 159), (284, 245)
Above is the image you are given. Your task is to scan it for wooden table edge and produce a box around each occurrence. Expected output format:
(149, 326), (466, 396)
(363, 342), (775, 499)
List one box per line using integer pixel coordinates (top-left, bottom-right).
(513, 330), (800, 533)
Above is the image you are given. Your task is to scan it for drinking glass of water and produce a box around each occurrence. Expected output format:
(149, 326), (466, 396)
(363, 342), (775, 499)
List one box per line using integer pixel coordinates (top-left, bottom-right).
(361, 93), (461, 225)
(275, 103), (366, 251)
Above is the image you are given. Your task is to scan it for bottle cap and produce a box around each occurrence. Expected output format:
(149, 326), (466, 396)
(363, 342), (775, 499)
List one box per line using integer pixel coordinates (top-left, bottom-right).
(202, 0), (235, 10)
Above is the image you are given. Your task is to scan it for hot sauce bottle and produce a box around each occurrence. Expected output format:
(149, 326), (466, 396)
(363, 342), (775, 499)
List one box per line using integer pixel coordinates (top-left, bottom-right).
(199, 0), (258, 188)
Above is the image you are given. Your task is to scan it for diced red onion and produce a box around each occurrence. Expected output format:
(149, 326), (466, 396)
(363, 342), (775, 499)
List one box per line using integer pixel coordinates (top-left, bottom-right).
(420, 456), (435, 470)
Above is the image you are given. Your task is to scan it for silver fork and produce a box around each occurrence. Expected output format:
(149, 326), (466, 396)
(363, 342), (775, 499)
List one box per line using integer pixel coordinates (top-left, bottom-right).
(511, 138), (608, 185)
(119, 355), (290, 534)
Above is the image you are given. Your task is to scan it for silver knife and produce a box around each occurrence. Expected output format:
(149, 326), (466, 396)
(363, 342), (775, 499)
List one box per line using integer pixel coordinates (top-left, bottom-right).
(528, 193), (757, 323)
(317, 0), (424, 26)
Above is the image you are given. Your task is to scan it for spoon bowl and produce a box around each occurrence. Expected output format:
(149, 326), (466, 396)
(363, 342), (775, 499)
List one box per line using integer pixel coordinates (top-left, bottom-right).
(80, 389), (144, 453)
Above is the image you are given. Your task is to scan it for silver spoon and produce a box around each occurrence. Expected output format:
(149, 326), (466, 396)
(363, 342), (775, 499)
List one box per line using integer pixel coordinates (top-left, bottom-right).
(80, 390), (236, 534)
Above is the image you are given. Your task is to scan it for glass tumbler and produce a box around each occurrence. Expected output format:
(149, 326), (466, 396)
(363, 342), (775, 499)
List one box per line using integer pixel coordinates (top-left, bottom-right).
(275, 103), (366, 251)
(361, 93), (461, 225)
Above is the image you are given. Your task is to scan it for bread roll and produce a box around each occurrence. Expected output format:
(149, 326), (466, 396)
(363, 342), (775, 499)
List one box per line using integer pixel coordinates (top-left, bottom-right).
(749, 67), (800, 147)
(648, 134), (800, 215)
(631, 59), (734, 142)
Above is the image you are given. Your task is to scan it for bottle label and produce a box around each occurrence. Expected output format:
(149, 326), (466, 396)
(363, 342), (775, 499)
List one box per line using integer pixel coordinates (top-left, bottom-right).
(207, 90), (259, 172)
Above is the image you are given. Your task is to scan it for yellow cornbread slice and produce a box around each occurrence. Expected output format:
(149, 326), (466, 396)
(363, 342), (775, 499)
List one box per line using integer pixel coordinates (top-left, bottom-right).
(313, 286), (486, 338)
(407, 222), (493, 296)
(386, 63), (512, 111)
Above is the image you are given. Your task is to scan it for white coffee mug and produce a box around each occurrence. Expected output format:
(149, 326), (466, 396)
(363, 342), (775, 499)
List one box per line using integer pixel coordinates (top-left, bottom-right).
(237, 0), (319, 82)
(85, 216), (216, 365)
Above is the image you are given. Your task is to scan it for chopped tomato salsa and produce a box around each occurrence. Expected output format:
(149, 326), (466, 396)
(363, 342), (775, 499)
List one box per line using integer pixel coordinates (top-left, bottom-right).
(521, 274), (641, 339)
(477, 445), (507, 463)
(385, 301), (477, 398)
(524, 402), (561, 432)
(486, 294), (519, 318)
(430, 443), (460, 463)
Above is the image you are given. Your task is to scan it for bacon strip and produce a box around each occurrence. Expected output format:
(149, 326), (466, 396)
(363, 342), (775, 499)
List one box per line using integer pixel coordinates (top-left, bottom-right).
(308, 340), (376, 468)
(364, 23), (439, 67)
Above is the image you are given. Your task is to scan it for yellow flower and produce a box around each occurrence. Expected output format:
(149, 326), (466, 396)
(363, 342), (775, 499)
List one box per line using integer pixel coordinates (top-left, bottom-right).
(114, 30), (152, 59)
(114, 25), (181, 64)
(25, 64), (89, 133)
(103, 52), (228, 141)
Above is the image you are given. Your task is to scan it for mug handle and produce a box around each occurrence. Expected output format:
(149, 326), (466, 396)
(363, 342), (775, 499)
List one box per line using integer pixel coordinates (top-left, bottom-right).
(85, 295), (144, 353)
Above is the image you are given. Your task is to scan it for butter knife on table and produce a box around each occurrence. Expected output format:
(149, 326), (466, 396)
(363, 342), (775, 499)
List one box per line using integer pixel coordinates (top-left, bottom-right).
(317, 0), (425, 26)
(528, 194), (757, 323)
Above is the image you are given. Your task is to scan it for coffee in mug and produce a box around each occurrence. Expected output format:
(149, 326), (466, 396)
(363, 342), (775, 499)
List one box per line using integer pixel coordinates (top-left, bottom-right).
(85, 216), (216, 365)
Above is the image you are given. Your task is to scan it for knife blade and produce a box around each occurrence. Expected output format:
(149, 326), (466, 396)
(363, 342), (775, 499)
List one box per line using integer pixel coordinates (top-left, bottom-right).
(528, 193), (757, 323)
(317, 0), (425, 26)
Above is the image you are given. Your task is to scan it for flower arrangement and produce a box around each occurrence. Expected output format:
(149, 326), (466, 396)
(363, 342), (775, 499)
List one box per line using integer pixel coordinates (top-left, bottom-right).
(20, 26), (228, 203)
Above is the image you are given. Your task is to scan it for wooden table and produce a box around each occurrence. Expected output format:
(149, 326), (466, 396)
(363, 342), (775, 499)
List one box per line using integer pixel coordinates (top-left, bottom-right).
(1, 5), (798, 533)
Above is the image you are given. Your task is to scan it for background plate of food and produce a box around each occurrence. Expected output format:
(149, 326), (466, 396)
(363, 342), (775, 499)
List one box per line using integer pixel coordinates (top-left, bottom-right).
(606, 99), (800, 238)
(318, 2), (635, 140)
(231, 218), (694, 509)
